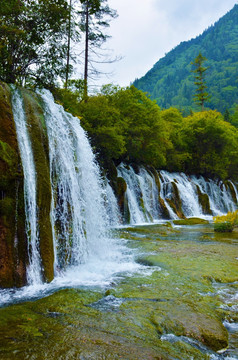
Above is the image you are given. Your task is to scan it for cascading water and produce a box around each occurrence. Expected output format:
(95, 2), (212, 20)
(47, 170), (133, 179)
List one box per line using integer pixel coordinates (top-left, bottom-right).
(160, 171), (202, 217)
(39, 90), (113, 272)
(191, 176), (238, 215)
(105, 181), (121, 226)
(117, 164), (160, 224)
(0, 91), (141, 306)
(118, 164), (238, 224)
(11, 88), (42, 285)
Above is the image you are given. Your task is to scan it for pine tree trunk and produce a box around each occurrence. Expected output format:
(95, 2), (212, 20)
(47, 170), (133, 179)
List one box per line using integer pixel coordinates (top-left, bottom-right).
(65, 0), (72, 89)
(83, 0), (89, 101)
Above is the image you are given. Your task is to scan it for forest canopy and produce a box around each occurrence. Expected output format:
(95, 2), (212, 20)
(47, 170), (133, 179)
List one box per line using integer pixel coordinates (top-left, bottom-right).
(55, 85), (238, 181)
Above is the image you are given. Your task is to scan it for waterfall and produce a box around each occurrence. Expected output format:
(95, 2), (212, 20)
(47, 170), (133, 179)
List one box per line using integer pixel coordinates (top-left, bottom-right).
(105, 181), (121, 226)
(11, 88), (42, 284)
(160, 171), (202, 218)
(39, 90), (113, 272)
(191, 176), (238, 215)
(118, 164), (238, 224)
(117, 164), (160, 224)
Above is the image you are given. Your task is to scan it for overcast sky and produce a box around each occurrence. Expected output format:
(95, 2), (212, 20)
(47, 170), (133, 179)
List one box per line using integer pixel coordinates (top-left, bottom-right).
(93, 0), (237, 89)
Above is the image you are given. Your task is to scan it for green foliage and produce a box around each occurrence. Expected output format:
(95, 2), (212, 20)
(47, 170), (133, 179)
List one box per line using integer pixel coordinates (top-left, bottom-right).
(230, 105), (238, 128)
(0, 0), (71, 88)
(133, 5), (238, 113)
(57, 85), (170, 168)
(214, 210), (238, 232)
(108, 86), (170, 167)
(56, 85), (238, 181)
(76, 93), (126, 160)
(214, 222), (234, 232)
(164, 110), (238, 179)
(191, 52), (210, 111)
(179, 111), (238, 179)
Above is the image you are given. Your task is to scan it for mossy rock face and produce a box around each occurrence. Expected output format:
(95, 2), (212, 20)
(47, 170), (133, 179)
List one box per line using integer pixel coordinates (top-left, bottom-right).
(166, 181), (185, 219)
(115, 176), (128, 221)
(22, 89), (54, 283)
(0, 82), (27, 288)
(196, 185), (212, 215)
(158, 196), (171, 219)
(173, 217), (209, 225)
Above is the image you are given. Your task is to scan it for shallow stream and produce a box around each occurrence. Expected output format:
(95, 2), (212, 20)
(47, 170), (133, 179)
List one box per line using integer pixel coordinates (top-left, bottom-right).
(0, 222), (237, 360)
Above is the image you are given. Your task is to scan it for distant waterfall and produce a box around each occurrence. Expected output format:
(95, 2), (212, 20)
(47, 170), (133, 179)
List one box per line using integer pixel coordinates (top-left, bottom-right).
(117, 164), (160, 224)
(160, 171), (202, 218)
(191, 176), (237, 215)
(105, 181), (121, 226)
(39, 90), (113, 272)
(11, 88), (42, 284)
(118, 164), (238, 224)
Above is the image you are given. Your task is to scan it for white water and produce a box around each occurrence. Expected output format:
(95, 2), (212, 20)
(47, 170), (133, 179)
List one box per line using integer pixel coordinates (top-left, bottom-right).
(0, 90), (143, 306)
(191, 176), (238, 215)
(39, 90), (121, 271)
(11, 88), (42, 285)
(105, 181), (121, 226)
(160, 171), (202, 217)
(117, 164), (160, 224)
(118, 164), (238, 224)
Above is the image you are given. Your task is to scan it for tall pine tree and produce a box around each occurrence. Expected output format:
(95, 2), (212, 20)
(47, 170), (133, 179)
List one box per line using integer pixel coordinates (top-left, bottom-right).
(79, 0), (117, 99)
(191, 52), (210, 111)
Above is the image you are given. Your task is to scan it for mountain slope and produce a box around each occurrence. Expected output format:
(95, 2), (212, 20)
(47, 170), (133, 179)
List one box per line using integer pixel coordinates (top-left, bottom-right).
(133, 5), (238, 114)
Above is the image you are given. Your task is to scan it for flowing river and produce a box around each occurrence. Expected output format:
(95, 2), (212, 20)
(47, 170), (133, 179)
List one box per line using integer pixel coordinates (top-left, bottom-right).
(0, 221), (237, 360)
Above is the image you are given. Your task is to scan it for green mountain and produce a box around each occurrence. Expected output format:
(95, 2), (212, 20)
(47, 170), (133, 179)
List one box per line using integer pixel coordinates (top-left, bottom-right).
(133, 5), (238, 114)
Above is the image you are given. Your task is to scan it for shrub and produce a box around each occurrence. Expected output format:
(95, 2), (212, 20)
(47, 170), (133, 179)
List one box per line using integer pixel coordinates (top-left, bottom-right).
(213, 210), (238, 232)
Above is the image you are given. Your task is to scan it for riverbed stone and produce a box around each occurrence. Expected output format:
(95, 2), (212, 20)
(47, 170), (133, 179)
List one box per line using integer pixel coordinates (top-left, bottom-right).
(152, 303), (228, 351)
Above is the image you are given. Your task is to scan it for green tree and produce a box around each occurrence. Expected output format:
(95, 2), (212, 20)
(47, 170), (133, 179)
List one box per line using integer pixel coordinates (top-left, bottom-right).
(0, 0), (70, 87)
(191, 52), (210, 111)
(230, 105), (238, 128)
(223, 108), (230, 122)
(178, 111), (238, 179)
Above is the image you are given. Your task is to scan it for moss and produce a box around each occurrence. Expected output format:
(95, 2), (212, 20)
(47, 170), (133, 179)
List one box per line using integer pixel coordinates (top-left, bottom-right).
(0, 224), (237, 358)
(196, 185), (212, 215)
(147, 166), (161, 193)
(114, 176), (130, 222)
(22, 89), (54, 283)
(158, 196), (171, 219)
(173, 217), (209, 225)
(225, 180), (238, 204)
(0, 82), (27, 288)
(152, 304), (228, 351)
